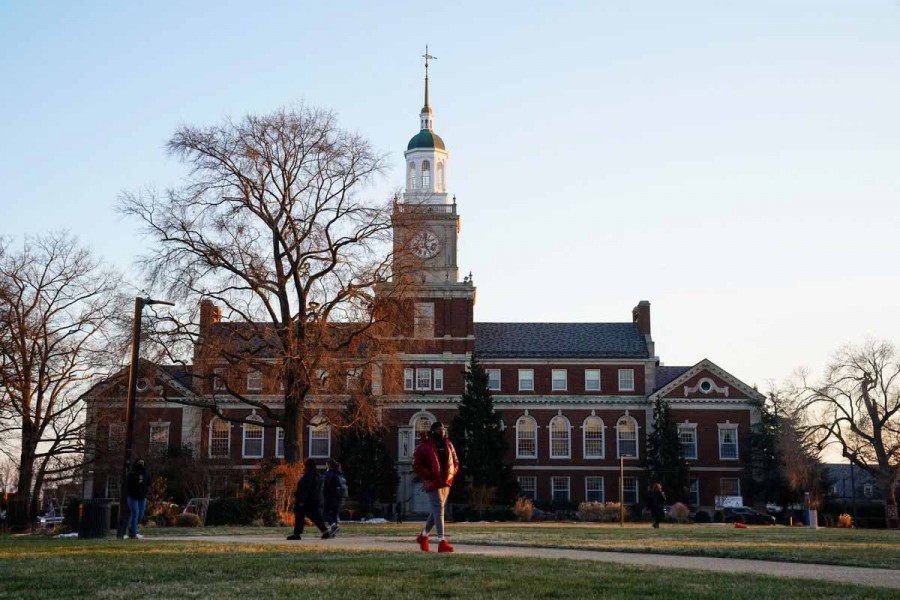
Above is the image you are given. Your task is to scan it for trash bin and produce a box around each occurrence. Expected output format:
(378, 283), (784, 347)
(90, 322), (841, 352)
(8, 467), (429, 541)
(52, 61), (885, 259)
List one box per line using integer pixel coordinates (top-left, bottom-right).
(78, 498), (112, 539)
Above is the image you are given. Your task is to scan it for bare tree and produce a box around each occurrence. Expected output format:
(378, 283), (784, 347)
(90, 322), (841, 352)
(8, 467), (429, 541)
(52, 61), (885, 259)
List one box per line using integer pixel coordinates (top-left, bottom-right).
(0, 233), (122, 519)
(119, 105), (420, 464)
(800, 340), (900, 528)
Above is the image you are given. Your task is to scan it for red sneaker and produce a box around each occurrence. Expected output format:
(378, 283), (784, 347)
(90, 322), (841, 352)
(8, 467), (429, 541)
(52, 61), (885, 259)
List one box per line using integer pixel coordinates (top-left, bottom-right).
(416, 532), (430, 552)
(437, 540), (454, 553)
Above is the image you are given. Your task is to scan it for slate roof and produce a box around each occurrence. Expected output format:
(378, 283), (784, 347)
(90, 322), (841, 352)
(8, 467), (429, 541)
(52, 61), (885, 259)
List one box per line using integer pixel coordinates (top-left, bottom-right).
(159, 364), (194, 392)
(654, 366), (692, 392)
(473, 322), (649, 359)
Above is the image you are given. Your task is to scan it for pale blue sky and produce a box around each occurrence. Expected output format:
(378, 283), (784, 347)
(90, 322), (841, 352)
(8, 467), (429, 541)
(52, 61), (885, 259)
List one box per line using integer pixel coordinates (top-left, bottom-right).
(2, 1), (899, 390)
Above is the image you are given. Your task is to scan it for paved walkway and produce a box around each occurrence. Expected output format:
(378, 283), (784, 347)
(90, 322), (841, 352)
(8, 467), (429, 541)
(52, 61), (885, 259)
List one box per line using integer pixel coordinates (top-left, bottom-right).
(156, 534), (900, 590)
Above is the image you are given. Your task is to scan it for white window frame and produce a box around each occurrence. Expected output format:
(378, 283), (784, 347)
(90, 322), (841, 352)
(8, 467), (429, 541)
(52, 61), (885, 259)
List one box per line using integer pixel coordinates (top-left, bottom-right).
(404, 368), (415, 391)
(487, 369), (501, 391)
(275, 427), (285, 458)
(720, 477), (741, 497)
(718, 424), (739, 460)
(549, 415), (571, 459)
(551, 369), (567, 391)
(149, 422), (170, 457)
(582, 416), (605, 459)
(678, 423), (698, 460)
(584, 369), (601, 392)
(308, 418), (331, 458)
(412, 413), (434, 447)
(689, 478), (700, 506)
(551, 476), (570, 502)
(414, 302), (435, 338)
(421, 160), (431, 189)
(416, 368), (432, 391)
(623, 477), (639, 504)
(247, 369), (263, 392)
(518, 369), (534, 392)
(106, 477), (121, 500)
(616, 415), (639, 459)
(618, 368), (635, 392)
(209, 418), (231, 458)
(213, 367), (226, 391)
(585, 476), (605, 503)
(433, 368), (444, 391)
(517, 476), (537, 500)
(242, 418), (265, 459)
(515, 415), (538, 459)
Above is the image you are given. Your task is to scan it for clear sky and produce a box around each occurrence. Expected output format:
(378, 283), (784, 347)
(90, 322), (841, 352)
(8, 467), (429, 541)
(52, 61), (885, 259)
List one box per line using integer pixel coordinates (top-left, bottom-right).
(2, 1), (899, 392)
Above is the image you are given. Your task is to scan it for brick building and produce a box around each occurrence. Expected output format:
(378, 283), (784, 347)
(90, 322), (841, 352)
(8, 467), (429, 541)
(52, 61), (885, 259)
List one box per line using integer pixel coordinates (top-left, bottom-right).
(84, 63), (763, 514)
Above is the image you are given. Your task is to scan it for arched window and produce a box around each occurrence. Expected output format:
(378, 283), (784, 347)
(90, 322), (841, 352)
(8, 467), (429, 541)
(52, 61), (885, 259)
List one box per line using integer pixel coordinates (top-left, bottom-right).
(308, 416), (331, 458)
(209, 418), (230, 458)
(549, 415), (571, 458)
(421, 160), (431, 189)
(583, 416), (605, 459)
(516, 415), (537, 458)
(242, 413), (264, 458)
(408, 162), (416, 190)
(616, 416), (638, 458)
(413, 412), (434, 447)
(437, 162), (445, 190)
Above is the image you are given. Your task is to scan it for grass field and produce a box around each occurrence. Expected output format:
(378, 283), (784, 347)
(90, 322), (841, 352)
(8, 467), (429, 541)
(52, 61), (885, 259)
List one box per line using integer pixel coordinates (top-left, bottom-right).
(1, 536), (895, 599)
(146, 522), (900, 570)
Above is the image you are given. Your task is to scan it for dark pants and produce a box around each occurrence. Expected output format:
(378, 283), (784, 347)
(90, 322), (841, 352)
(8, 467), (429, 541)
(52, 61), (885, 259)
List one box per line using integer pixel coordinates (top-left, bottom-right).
(651, 508), (664, 528)
(323, 501), (342, 527)
(293, 504), (327, 535)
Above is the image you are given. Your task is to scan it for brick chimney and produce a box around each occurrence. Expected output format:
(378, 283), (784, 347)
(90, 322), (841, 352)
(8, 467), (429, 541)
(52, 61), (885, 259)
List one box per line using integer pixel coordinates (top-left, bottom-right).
(199, 299), (221, 333)
(632, 300), (651, 336)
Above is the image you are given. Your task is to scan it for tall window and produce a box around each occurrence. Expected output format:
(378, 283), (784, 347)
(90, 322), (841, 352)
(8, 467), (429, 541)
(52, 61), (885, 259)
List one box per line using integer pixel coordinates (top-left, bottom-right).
(678, 424), (698, 460)
(108, 422), (125, 451)
(408, 162), (416, 190)
(213, 367), (226, 391)
(437, 162), (444, 190)
(583, 416), (605, 459)
(309, 418), (331, 458)
(618, 369), (635, 391)
(433, 368), (444, 391)
(551, 476), (570, 502)
(416, 368), (432, 391)
(421, 160), (431, 188)
(516, 415), (537, 458)
(623, 477), (639, 504)
(404, 368), (415, 391)
(149, 423), (170, 457)
(275, 427), (285, 458)
(242, 418), (264, 458)
(209, 418), (230, 458)
(551, 369), (567, 391)
(720, 477), (741, 497)
(486, 369), (501, 391)
(414, 303), (434, 338)
(585, 369), (601, 392)
(586, 476), (605, 502)
(719, 425), (739, 460)
(517, 476), (537, 500)
(689, 478), (699, 506)
(106, 477), (121, 500)
(247, 369), (263, 392)
(616, 416), (638, 458)
(518, 369), (534, 391)
(549, 415), (571, 458)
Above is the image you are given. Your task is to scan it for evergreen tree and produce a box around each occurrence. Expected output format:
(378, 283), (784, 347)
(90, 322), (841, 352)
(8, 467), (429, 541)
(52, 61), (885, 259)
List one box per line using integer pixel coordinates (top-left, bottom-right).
(645, 398), (690, 503)
(450, 354), (515, 506)
(338, 399), (397, 514)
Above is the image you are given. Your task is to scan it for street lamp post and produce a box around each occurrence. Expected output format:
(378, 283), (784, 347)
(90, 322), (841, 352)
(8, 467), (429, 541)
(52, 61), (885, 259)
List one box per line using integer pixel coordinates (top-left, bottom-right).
(116, 297), (174, 539)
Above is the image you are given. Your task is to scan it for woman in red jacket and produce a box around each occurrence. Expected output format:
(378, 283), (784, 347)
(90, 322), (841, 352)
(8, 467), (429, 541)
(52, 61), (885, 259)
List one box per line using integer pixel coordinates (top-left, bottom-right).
(412, 421), (459, 553)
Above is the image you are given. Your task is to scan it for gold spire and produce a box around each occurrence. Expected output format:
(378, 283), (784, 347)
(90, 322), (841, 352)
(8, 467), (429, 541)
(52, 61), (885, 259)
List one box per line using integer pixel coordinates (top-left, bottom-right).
(422, 45), (436, 113)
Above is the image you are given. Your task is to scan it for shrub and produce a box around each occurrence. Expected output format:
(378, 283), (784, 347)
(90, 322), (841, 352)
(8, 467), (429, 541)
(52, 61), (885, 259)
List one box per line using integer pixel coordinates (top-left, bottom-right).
(668, 502), (690, 523)
(175, 513), (201, 527)
(693, 510), (711, 523)
(512, 497), (533, 522)
(713, 510), (725, 523)
(837, 513), (853, 528)
(576, 502), (621, 522)
(206, 497), (250, 526)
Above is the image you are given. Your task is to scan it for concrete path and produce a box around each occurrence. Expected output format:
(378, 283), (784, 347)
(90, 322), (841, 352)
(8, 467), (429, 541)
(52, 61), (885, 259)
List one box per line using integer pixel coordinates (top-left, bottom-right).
(157, 534), (900, 591)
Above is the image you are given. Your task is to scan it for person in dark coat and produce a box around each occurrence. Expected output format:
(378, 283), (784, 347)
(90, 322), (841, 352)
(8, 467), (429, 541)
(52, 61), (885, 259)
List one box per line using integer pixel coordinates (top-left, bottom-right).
(287, 458), (330, 540)
(412, 421), (459, 553)
(125, 458), (149, 539)
(647, 482), (667, 528)
(322, 459), (347, 537)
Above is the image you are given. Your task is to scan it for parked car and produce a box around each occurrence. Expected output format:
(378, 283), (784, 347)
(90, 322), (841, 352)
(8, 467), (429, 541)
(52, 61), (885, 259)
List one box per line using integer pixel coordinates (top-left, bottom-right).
(722, 506), (776, 525)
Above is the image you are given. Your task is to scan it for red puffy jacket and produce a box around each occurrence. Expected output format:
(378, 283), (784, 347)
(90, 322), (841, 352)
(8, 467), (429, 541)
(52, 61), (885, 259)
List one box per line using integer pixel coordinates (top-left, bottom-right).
(412, 435), (459, 492)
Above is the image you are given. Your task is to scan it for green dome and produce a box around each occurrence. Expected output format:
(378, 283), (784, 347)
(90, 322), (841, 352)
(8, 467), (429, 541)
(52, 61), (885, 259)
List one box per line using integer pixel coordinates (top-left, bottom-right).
(407, 129), (445, 151)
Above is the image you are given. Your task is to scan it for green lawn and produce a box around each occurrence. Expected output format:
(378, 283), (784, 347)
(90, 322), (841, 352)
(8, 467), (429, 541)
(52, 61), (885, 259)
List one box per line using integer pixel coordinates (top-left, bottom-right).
(0, 536), (894, 599)
(146, 522), (900, 569)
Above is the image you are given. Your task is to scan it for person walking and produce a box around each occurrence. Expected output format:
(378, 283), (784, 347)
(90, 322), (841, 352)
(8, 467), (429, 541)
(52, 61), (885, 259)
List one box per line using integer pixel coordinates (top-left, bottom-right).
(648, 482), (667, 528)
(125, 458), (149, 539)
(322, 459), (347, 537)
(412, 421), (459, 553)
(287, 458), (330, 541)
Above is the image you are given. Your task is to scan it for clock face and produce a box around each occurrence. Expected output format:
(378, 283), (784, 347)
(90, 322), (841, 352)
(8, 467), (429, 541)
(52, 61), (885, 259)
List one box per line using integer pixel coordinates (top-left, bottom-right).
(411, 231), (440, 259)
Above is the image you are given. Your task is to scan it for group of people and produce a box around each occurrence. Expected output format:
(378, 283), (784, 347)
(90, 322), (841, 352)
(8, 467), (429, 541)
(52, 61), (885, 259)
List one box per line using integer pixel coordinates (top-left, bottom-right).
(287, 458), (347, 540)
